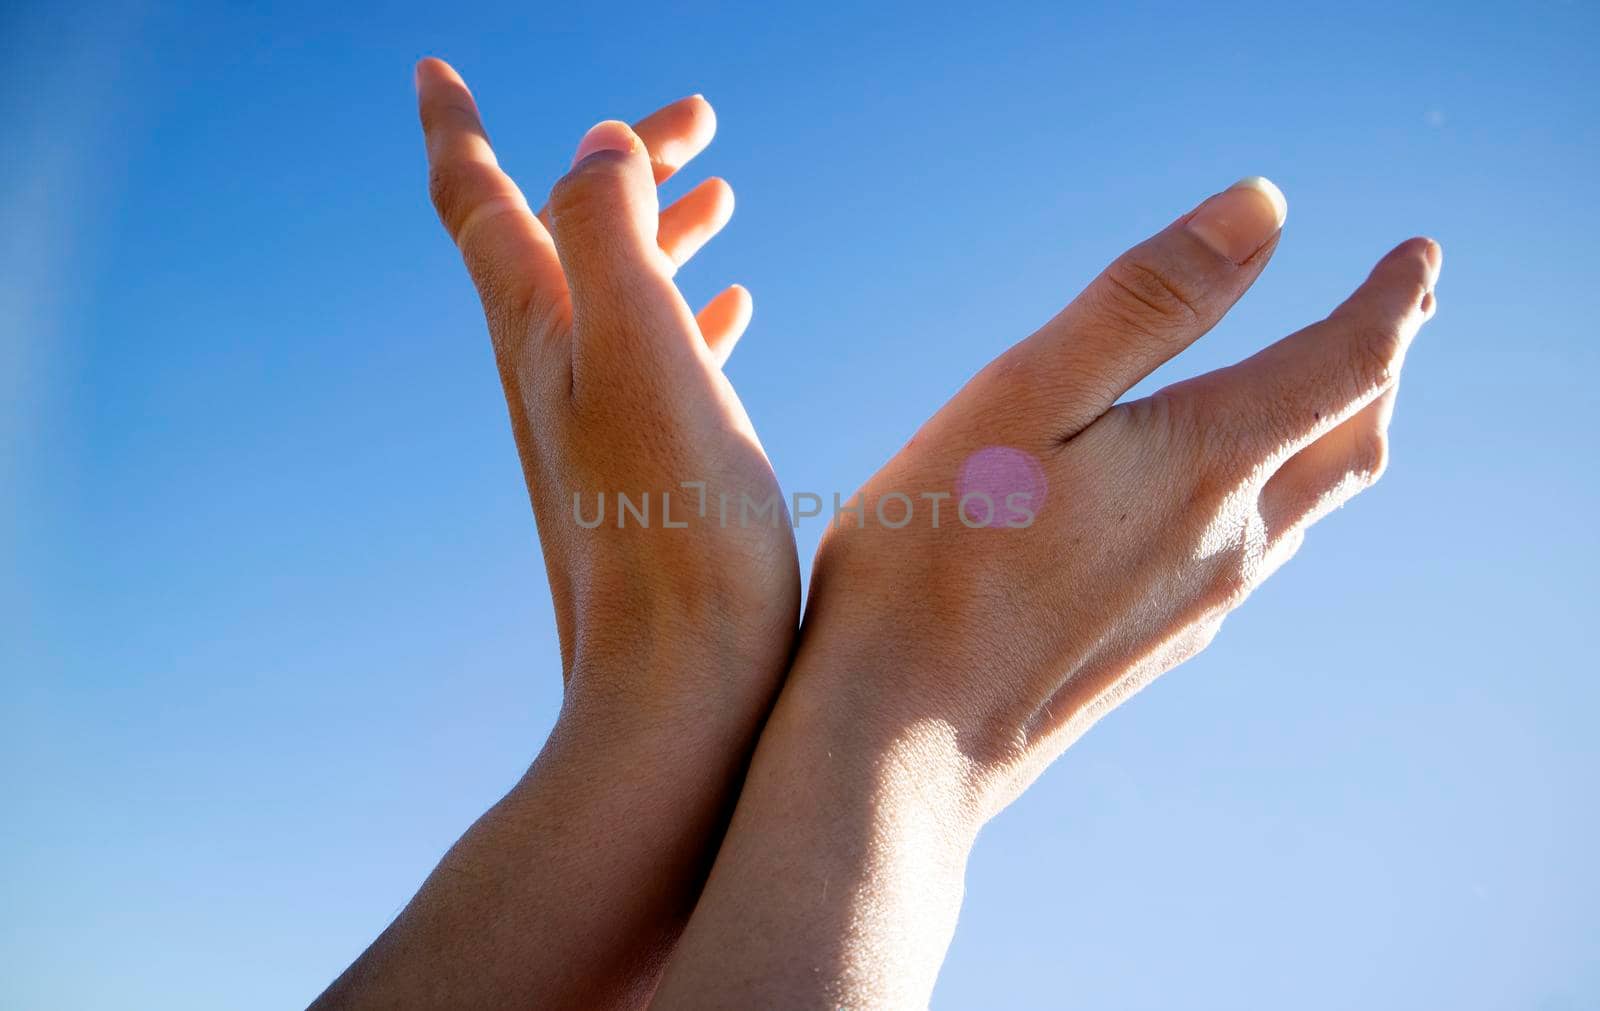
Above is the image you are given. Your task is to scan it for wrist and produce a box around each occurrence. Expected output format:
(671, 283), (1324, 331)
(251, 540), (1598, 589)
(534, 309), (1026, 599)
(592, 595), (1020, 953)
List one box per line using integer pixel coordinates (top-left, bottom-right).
(787, 622), (1043, 824)
(771, 641), (990, 852)
(651, 651), (983, 1009)
(563, 606), (795, 733)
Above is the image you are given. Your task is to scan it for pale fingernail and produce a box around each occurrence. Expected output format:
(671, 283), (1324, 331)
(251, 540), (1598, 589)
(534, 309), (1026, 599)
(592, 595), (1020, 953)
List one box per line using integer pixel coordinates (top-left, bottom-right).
(1185, 176), (1288, 264)
(572, 120), (637, 165)
(1421, 237), (1443, 285)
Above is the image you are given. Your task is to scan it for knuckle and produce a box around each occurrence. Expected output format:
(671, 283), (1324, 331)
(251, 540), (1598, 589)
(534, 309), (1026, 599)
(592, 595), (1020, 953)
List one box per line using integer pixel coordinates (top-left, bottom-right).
(427, 159), (511, 242)
(548, 156), (630, 221)
(1097, 255), (1205, 341)
(426, 162), (471, 235)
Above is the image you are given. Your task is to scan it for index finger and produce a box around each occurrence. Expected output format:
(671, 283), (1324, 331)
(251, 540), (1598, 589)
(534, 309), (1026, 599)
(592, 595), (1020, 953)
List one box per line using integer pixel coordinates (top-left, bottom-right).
(416, 58), (567, 329)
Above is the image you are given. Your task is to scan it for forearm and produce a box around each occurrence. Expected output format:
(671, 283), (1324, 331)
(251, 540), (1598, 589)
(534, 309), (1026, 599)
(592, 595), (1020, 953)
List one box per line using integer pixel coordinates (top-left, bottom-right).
(311, 668), (766, 1010)
(650, 651), (985, 1010)
(372, 68), (805, 1004)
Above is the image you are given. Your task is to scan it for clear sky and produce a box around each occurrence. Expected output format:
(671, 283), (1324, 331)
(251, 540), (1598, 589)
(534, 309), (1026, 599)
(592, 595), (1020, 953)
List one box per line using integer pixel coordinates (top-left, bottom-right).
(3, 1), (1596, 1007)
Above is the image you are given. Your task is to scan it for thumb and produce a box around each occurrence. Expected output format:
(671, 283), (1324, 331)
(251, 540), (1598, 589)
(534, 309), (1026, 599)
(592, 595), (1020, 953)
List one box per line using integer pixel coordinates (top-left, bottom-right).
(546, 120), (689, 359)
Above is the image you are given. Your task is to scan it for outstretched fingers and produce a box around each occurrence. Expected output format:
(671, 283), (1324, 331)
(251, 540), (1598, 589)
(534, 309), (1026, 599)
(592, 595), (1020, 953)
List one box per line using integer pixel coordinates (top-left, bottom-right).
(1203, 237), (1440, 471)
(1012, 177), (1288, 440)
(660, 176), (735, 272)
(538, 94), (728, 271)
(415, 58), (566, 332)
(697, 284), (753, 366)
(632, 93), (718, 185)
(545, 120), (708, 380)
(1153, 237), (1441, 568)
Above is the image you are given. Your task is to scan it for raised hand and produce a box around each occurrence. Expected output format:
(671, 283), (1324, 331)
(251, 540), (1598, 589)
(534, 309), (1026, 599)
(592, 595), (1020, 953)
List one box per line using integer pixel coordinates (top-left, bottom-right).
(415, 58), (797, 689)
(311, 60), (798, 1009)
(651, 179), (1441, 1009)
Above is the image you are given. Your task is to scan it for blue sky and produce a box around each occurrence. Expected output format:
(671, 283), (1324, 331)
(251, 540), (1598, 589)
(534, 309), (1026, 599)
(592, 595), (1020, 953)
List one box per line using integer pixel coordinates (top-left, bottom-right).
(3, 1), (1596, 1007)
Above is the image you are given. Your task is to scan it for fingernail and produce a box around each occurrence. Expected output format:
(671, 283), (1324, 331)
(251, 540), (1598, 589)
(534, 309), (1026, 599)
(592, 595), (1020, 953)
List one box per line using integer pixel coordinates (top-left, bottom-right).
(1186, 176), (1288, 264)
(572, 120), (637, 165)
(1420, 237), (1443, 282)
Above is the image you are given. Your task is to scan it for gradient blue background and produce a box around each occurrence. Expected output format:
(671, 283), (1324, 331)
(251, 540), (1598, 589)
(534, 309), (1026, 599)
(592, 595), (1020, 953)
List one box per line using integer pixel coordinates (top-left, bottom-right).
(4, 2), (1596, 1007)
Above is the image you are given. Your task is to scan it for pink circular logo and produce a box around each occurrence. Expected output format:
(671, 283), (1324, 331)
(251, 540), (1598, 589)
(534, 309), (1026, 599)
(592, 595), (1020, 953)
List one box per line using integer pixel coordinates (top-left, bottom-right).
(955, 446), (1047, 529)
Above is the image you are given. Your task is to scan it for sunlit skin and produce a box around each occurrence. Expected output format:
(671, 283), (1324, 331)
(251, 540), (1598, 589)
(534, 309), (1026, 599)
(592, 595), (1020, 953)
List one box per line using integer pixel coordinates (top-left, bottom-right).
(312, 60), (800, 1009)
(653, 204), (1440, 1010)
(314, 58), (1439, 1009)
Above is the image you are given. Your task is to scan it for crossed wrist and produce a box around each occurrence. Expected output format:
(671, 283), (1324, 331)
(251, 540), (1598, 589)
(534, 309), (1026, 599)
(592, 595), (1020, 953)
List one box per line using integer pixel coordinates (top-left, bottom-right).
(772, 641), (994, 847)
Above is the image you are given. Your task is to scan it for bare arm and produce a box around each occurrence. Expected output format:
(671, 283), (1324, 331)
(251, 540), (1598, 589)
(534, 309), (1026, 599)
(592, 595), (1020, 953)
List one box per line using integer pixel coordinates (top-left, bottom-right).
(311, 59), (800, 1009)
(653, 181), (1440, 1008)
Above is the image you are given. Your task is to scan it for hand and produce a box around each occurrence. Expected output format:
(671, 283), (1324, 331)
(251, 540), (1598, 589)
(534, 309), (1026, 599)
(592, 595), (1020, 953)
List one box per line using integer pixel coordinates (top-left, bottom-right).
(652, 179), (1441, 1008)
(804, 181), (1438, 816)
(312, 60), (799, 1009)
(416, 58), (797, 706)
(805, 183), (1435, 814)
